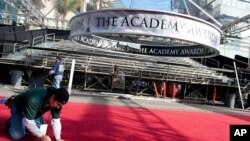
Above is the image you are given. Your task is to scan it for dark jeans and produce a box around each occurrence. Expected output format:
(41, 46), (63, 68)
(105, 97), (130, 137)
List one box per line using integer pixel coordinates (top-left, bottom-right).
(6, 105), (44, 140)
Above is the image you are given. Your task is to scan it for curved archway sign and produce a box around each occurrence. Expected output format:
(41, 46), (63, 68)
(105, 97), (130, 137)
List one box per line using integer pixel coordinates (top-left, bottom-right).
(69, 9), (222, 57)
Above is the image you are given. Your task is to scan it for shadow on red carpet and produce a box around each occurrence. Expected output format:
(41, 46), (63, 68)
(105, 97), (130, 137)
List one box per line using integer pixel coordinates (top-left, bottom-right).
(1, 102), (250, 141)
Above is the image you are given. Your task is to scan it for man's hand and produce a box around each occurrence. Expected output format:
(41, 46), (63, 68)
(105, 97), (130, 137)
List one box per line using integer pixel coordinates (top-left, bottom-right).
(41, 135), (51, 141)
(48, 71), (52, 77)
(56, 138), (64, 141)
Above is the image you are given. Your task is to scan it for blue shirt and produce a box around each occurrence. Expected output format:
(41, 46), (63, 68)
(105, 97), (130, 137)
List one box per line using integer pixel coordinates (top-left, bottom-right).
(51, 61), (64, 76)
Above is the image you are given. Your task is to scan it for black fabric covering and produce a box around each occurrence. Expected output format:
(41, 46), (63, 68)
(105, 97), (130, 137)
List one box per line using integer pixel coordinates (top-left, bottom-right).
(235, 55), (249, 67)
(0, 25), (14, 34)
(4, 31), (18, 41)
(0, 24), (11, 27)
(47, 29), (69, 40)
(31, 29), (47, 40)
(234, 55), (250, 82)
(32, 29), (47, 45)
(194, 55), (248, 69)
(0, 25), (14, 40)
(14, 26), (25, 32)
(2, 42), (14, 54)
(247, 94), (250, 108)
(0, 26), (48, 58)
(29, 70), (48, 88)
(4, 29), (47, 44)
(193, 55), (250, 79)
(0, 26), (25, 56)
(209, 55), (234, 68)
(15, 31), (32, 42)
(193, 55), (233, 68)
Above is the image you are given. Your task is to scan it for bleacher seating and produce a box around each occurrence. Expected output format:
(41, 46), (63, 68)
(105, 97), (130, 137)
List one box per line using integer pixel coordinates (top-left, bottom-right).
(16, 39), (224, 86)
(1, 27), (245, 94)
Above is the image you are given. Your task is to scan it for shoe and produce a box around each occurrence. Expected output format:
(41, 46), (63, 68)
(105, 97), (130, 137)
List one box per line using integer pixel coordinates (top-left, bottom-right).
(0, 98), (8, 104)
(5, 95), (16, 108)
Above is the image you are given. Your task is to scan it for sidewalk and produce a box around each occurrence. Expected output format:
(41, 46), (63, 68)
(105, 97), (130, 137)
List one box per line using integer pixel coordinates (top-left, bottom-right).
(0, 84), (249, 116)
(0, 84), (25, 97)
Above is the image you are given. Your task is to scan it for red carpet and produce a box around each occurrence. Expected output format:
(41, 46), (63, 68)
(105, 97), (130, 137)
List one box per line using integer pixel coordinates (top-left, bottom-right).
(1, 102), (250, 141)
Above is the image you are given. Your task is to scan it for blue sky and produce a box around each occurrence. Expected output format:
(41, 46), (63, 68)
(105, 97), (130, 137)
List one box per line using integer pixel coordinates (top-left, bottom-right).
(121, 0), (172, 11)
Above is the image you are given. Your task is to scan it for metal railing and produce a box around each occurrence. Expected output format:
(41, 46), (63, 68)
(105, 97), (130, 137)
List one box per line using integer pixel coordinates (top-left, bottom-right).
(1, 35), (248, 88)
(13, 40), (30, 54)
(45, 33), (55, 43)
(205, 58), (220, 68)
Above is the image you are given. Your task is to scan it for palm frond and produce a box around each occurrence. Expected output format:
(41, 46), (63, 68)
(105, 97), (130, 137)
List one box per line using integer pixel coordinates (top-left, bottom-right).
(56, 0), (82, 17)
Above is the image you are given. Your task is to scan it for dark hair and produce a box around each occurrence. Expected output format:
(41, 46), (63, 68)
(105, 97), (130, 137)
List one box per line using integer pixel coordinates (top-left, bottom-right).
(47, 87), (69, 104)
(56, 56), (63, 61)
(114, 65), (119, 71)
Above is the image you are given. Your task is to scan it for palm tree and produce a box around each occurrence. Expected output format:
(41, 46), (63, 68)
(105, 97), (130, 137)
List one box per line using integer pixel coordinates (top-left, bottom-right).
(53, 0), (82, 29)
(54, 0), (112, 28)
(56, 0), (82, 18)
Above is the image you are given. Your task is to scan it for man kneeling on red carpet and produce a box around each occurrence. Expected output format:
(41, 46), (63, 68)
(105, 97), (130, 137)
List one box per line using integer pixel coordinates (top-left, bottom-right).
(1, 87), (69, 141)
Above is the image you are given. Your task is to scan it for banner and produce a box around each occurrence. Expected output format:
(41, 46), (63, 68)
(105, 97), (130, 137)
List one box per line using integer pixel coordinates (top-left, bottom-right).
(72, 35), (140, 53)
(70, 9), (222, 57)
(140, 45), (216, 57)
(73, 35), (218, 57)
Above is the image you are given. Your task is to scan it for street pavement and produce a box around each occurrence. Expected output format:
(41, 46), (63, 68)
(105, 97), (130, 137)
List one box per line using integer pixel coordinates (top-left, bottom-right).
(0, 84), (249, 116)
